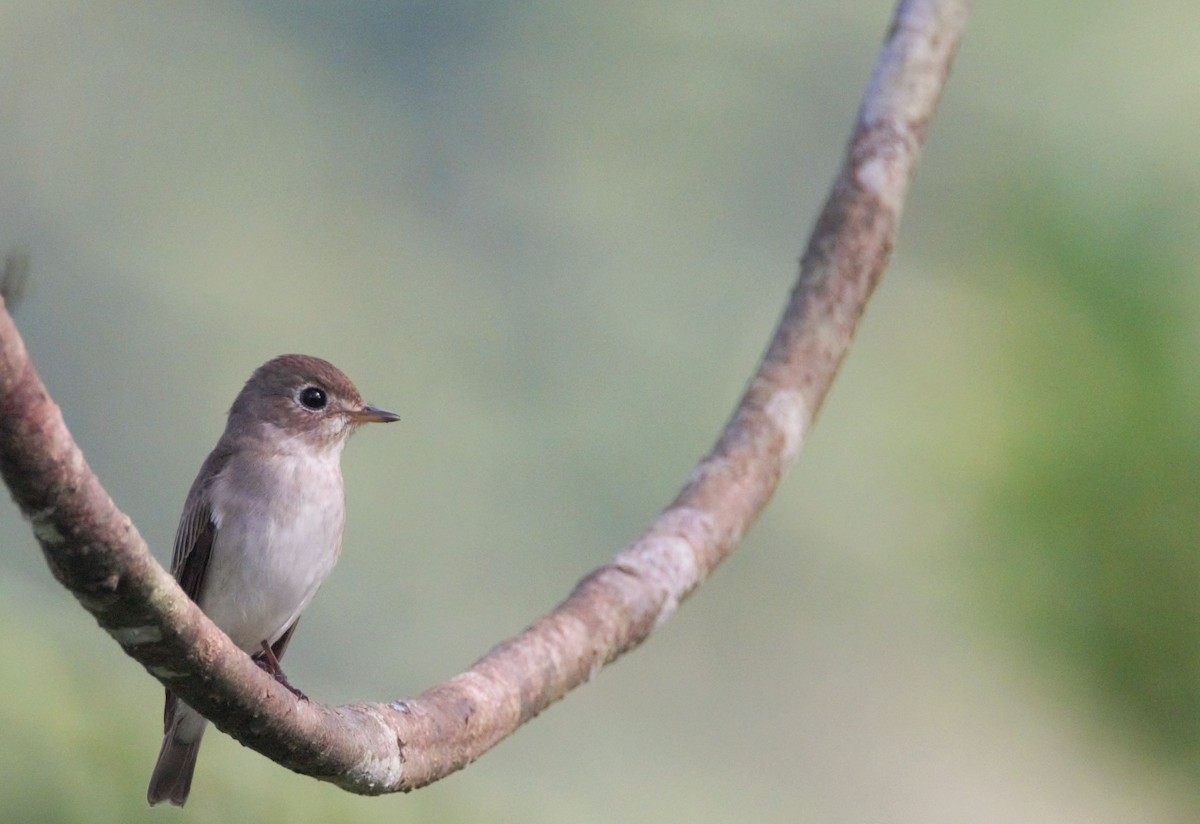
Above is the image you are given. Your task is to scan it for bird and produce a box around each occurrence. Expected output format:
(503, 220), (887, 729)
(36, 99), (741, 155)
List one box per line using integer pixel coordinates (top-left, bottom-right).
(147, 354), (399, 806)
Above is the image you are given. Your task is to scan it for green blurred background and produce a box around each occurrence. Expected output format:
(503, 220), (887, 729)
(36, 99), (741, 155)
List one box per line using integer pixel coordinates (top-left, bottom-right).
(2, 1), (1199, 821)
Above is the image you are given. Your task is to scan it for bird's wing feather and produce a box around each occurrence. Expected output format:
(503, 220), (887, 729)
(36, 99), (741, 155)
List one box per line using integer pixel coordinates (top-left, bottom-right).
(173, 504), (215, 611)
(163, 449), (225, 730)
(170, 447), (229, 597)
(268, 619), (299, 662)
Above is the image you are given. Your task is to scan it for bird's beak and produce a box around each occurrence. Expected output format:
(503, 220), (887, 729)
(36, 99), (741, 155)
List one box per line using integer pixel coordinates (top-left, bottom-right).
(348, 405), (401, 424)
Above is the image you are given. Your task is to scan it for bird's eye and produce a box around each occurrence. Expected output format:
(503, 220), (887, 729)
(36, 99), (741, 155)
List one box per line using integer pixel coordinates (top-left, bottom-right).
(298, 386), (327, 410)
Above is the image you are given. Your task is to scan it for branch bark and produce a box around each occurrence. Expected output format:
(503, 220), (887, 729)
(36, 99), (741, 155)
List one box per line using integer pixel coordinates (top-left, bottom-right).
(0, 0), (969, 795)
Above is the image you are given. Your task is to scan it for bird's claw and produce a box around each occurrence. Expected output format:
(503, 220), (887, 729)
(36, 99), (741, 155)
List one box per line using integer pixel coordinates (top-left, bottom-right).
(255, 641), (309, 701)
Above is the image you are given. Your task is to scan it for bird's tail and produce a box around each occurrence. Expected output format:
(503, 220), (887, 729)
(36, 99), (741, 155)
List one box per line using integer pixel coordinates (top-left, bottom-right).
(147, 710), (207, 806)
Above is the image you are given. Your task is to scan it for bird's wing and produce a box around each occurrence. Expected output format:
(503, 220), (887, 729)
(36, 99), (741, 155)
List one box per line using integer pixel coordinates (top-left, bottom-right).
(170, 444), (233, 595)
(170, 461), (221, 602)
(172, 499), (215, 607)
(266, 619), (299, 662)
(163, 450), (224, 730)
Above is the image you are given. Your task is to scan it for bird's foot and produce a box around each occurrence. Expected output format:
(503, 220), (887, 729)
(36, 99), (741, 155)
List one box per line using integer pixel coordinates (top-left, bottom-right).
(255, 641), (309, 701)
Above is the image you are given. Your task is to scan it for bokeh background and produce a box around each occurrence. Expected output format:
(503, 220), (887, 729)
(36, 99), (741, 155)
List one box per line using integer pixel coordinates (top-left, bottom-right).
(2, 2), (1199, 821)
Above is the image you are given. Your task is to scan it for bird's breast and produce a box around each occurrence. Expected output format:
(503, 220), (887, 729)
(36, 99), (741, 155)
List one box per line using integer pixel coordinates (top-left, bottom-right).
(199, 447), (347, 652)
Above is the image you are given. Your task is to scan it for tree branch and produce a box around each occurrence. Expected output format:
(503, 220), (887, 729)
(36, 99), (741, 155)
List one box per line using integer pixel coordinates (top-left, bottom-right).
(0, 0), (969, 795)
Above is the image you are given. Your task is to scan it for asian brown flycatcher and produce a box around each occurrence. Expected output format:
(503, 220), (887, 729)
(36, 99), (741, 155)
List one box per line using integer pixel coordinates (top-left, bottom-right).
(147, 354), (398, 806)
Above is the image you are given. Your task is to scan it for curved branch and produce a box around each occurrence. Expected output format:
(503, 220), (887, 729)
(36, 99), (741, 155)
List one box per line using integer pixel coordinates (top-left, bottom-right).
(0, 0), (969, 795)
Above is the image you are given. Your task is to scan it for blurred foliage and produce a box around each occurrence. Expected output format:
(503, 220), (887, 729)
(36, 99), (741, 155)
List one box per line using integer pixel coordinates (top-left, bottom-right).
(976, 168), (1200, 767)
(1, 250), (30, 308)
